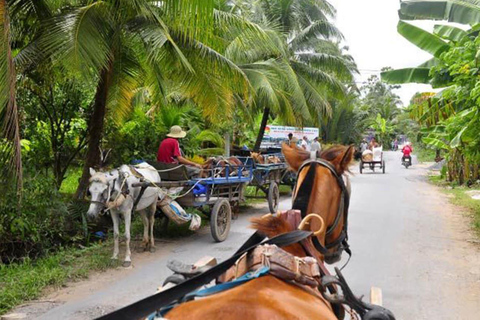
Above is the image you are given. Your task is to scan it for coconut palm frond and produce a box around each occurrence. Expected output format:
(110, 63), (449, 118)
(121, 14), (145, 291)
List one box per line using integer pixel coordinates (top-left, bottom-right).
(107, 43), (144, 124)
(224, 28), (286, 64)
(295, 52), (357, 80)
(0, 0), (22, 190)
(296, 73), (332, 122)
(39, 2), (113, 77)
(290, 60), (346, 97)
(289, 20), (343, 48)
(163, 0), (215, 44)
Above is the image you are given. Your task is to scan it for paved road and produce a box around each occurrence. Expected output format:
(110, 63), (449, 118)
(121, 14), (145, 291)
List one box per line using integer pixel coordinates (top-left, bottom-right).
(15, 151), (480, 319)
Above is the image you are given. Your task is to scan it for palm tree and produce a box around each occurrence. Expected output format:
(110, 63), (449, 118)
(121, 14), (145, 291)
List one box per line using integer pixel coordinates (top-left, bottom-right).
(38, 0), (253, 198)
(226, 0), (357, 150)
(0, 0), (52, 192)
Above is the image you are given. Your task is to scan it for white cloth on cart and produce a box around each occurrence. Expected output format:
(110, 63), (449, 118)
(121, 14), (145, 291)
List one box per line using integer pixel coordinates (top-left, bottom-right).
(372, 146), (383, 161)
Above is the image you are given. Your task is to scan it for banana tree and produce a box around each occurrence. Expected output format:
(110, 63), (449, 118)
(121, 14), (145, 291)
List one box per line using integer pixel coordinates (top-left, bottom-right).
(371, 113), (394, 146)
(381, 20), (454, 85)
(399, 0), (480, 25)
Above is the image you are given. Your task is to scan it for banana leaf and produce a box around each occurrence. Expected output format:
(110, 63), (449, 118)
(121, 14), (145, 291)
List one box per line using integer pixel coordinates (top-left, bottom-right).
(433, 24), (468, 42)
(380, 67), (431, 84)
(399, 0), (480, 25)
(422, 137), (450, 150)
(397, 21), (450, 58)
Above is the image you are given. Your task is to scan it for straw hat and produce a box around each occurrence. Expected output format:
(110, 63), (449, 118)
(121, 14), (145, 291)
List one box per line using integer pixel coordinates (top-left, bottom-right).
(167, 125), (187, 138)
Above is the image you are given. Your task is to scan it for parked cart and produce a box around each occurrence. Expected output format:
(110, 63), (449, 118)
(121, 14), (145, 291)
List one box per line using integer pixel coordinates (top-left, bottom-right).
(239, 157), (286, 213)
(133, 161), (252, 242)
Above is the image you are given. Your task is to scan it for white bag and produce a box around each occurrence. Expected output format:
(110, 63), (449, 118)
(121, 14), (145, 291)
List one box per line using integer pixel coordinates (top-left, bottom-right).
(189, 214), (201, 231)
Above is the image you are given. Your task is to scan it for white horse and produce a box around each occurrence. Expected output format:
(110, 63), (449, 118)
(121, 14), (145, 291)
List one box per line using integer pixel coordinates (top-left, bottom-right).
(87, 162), (161, 267)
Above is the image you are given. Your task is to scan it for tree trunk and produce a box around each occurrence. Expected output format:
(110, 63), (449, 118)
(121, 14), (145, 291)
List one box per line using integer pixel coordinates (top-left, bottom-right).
(253, 107), (269, 152)
(75, 63), (113, 199)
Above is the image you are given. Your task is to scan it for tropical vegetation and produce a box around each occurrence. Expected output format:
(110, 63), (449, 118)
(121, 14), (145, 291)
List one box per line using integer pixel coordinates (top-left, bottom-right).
(381, 0), (480, 185)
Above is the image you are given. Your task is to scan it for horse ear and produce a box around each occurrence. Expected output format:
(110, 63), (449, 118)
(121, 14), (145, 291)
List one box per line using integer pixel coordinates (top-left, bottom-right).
(332, 145), (354, 175)
(89, 168), (96, 176)
(282, 142), (310, 172)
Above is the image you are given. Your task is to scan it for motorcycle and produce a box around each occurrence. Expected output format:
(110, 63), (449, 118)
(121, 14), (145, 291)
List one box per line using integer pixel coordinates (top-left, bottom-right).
(402, 156), (411, 169)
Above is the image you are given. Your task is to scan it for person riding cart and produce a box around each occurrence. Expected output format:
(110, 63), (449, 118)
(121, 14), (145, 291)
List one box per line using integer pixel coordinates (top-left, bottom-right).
(157, 125), (202, 177)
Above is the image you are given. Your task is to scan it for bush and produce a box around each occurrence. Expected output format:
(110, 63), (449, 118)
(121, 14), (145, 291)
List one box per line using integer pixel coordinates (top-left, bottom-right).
(0, 176), (88, 263)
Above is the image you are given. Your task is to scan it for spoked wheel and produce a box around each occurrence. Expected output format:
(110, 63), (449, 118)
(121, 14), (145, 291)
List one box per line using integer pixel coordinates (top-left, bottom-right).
(268, 182), (280, 213)
(382, 160), (386, 174)
(210, 199), (232, 242)
(359, 161), (363, 174)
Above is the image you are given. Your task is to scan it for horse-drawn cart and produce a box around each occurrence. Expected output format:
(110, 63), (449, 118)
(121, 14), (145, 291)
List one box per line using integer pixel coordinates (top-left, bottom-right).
(134, 161), (252, 242)
(239, 157), (286, 213)
(359, 147), (385, 174)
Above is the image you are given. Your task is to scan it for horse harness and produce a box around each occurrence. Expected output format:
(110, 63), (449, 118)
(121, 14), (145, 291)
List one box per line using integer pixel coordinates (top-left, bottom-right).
(96, 160), (395, 320)
(293, 159), (351, 263)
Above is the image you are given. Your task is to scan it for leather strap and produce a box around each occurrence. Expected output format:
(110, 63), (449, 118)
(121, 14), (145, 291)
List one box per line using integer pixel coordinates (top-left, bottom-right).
(96, 230), (313, 320)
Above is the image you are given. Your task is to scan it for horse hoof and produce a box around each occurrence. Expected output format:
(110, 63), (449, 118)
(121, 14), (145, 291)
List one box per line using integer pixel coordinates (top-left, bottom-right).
(149, 247), (156, 253)
(122, 261), (132, 268)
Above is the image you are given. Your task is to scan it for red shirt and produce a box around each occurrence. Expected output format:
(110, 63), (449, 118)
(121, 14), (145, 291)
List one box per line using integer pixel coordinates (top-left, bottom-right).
(402, 145), (412, 156)
(157, 138), (181, 163)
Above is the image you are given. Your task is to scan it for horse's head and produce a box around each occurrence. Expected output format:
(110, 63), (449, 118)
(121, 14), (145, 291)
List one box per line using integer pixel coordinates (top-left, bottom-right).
(282, 143), (354, 264)
(87, 168), (118, 219)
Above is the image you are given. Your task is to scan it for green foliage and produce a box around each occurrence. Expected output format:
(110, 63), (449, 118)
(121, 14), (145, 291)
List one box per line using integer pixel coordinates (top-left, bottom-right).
(17, 69), (92, 188)
(0, 176), (89, 263)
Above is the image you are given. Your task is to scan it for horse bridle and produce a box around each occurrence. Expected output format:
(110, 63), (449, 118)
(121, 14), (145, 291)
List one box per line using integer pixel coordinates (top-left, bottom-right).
(89, 170), (129, 210)
(292, 158), (351, 261)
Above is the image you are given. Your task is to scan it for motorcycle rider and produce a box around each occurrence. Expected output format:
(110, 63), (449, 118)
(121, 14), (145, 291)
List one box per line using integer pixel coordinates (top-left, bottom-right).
(402, 142), (413, 165)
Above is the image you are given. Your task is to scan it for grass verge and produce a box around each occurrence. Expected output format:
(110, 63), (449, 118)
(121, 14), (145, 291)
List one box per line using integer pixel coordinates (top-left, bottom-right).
(0, 242), (117, 315)
(428, 175), (480, 235)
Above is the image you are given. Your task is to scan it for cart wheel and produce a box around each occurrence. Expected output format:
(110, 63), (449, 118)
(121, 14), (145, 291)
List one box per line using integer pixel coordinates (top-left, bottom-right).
(268, 182), (280, 213)
(359, 161), (363, 174)
(210, 199), (232, 242)
(382, 160), (386, 174)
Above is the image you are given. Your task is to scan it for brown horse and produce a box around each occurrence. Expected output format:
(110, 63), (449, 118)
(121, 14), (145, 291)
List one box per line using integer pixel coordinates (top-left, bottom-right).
(164, 144), (354, 320)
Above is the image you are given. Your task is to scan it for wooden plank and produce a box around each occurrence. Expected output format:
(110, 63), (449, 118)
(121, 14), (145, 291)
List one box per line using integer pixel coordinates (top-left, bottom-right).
(370, 286), (383, 306)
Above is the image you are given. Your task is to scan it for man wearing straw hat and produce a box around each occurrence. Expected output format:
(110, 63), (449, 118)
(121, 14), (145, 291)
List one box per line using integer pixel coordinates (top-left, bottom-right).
(157, 125), (202, 176)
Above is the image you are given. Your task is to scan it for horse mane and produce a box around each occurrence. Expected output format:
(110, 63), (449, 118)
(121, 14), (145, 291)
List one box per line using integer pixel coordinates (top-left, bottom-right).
(250, 215), (294, 238)
(250, 215), (307, 257)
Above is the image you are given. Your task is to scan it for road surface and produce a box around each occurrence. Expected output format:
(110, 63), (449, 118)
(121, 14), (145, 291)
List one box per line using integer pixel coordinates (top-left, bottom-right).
(13, 151), (480, 319)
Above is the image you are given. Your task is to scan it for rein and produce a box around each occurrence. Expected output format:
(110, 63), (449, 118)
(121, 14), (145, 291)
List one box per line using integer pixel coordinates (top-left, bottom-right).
(292, 159), (351, 262)
(96, 230), (314, 320)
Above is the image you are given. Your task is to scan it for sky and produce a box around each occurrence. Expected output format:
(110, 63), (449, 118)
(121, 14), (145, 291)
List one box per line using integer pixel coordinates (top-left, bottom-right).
(329, 0), (440, 106)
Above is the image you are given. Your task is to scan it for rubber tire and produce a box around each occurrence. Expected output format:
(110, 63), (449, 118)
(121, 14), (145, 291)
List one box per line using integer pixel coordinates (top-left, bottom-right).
(210, 199), (232, 242)
(359, 161), (363, 174)
(382, 161), (386, 174)
(268, 182), (280, 213)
